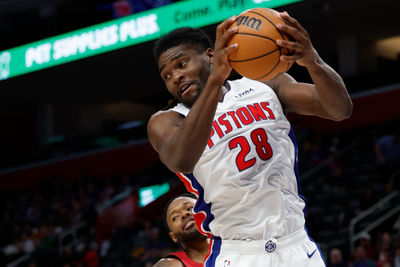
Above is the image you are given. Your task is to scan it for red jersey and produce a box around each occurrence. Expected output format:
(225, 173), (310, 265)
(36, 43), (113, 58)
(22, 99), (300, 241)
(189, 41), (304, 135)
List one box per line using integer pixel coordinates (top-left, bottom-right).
(168, 251), (203, 267)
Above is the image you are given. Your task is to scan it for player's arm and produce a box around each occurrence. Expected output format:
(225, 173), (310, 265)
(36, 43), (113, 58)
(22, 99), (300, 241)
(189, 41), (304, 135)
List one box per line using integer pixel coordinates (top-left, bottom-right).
(153, 258), (184, 267)
(147, 17), (238, 173)
(267, 12), (353, 121)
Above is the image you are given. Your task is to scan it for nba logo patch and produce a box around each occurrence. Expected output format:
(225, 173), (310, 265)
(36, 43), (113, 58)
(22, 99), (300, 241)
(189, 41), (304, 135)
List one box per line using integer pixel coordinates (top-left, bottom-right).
(265, 240), (277, 253)
(224, 260), (231, 267)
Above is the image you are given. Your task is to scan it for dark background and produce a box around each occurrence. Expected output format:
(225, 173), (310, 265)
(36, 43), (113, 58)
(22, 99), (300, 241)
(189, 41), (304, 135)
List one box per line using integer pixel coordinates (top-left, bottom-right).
(0, 0), (399, 169)
(0, 0), (400, 266)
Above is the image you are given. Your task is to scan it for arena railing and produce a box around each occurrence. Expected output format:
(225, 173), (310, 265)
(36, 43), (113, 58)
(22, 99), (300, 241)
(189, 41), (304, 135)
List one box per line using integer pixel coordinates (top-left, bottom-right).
(348, 191), (400, 252)
(58, 221), (89, 257)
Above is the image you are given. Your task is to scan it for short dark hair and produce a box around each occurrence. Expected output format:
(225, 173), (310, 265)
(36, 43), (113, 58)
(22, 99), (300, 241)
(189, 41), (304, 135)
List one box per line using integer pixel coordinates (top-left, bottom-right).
(153, 27), (213, 63)
(162, 192), (197, 232)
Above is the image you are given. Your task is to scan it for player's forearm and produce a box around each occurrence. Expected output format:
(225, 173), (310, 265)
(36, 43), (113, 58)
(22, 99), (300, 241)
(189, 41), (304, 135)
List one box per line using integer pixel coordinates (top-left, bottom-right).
(162, 75), (224, 173)
(307, 57), (353, 121)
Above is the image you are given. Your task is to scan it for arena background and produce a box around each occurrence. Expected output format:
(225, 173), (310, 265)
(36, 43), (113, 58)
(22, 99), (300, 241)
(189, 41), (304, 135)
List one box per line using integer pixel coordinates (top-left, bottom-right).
(0, 0), (399, 266)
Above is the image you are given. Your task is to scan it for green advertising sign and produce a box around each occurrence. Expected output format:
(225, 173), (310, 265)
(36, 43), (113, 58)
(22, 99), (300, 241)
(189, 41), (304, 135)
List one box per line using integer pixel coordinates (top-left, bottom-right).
(139, 183), (170, 207)
(0, 0), (302, 81)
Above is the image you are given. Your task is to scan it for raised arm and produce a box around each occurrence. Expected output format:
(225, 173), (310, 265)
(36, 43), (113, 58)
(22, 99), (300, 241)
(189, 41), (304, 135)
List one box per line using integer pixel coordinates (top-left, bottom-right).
(147, 17), (239, 173)
(268, 11), (353, 121)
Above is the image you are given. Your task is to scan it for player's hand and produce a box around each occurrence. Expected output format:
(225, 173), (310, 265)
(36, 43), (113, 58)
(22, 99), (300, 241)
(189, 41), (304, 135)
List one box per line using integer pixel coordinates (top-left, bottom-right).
(211, 16), (238, 83)
(276, 11), (319, 68)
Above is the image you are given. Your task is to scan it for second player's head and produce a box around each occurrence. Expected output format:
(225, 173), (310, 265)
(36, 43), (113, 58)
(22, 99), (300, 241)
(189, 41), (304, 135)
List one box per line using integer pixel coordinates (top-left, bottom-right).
(153, 27), (214, 107)
(162, 192), (203, 244)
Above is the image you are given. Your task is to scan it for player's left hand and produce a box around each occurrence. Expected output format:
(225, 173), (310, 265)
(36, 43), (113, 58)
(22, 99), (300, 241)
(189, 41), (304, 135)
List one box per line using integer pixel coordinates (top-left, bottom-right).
(276, 11), (320, 68)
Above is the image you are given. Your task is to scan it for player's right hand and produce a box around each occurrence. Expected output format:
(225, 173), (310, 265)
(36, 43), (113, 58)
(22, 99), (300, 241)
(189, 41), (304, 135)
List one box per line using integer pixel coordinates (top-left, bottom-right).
(211, 16), (238, 83)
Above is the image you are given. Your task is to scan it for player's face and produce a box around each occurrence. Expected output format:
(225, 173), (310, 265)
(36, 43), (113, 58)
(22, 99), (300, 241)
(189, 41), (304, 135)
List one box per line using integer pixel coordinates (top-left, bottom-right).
(166, 197), (201, 243)
(158, 44), (213, 107)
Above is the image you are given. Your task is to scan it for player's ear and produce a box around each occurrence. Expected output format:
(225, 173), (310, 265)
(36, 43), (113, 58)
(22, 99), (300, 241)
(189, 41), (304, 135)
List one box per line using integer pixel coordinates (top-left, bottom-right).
(169, 231), (178, 243)
(205, 48), (214, 64)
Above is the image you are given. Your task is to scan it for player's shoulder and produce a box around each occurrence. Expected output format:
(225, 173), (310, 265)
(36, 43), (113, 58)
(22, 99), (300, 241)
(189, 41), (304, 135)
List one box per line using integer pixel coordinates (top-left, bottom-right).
(153, 257), (185, 267)
(264, 72), (296, 93)
(148, 109), (184, 125)
(229, 75), (283, 91)
(148, 107), (184, 132)
(150, 109), (180, 119)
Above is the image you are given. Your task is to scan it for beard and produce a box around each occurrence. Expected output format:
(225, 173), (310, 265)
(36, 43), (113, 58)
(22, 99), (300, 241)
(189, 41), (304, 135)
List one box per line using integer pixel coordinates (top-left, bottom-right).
(179, 62), (210, 108)
(179, 80), (204, 108)
(175, 226), (203, 243)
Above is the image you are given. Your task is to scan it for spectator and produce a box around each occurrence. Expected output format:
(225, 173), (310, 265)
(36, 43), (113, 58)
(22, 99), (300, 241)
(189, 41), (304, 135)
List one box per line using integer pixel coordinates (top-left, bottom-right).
(394, 245), (400, 267)
(375, 133), (400, 179)
(328, 248), (347, 267)
(21, 232), (35, 254)
(82, 244), (100, 267)
(377, 249), (393, 267)
(359, 232), (378, 259)
(2, 237), (20, 258)
(378, 232), (394, 252)
(351, 246), (377, 267)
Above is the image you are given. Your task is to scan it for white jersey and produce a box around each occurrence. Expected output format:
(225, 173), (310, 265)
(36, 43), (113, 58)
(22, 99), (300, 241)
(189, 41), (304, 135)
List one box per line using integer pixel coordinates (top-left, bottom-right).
(170, 77), (306, 242)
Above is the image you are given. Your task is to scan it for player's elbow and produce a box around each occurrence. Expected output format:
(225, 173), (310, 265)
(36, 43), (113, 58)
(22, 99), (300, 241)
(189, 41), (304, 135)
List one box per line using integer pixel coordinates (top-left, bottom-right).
(328, 99), (353, 121)
(334, 100), (353, 121)
(172, 160), (196, 174)
(161, 155), (195, 174)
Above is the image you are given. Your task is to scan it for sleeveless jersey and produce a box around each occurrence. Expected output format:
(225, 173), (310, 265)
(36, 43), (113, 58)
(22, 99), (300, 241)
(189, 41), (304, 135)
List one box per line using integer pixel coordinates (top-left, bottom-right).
(170, 77), (306, 241)
(168, 251), (203, 267)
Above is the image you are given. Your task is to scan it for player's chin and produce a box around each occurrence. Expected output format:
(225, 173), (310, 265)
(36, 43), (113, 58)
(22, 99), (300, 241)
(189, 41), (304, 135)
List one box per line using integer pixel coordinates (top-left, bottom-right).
(181, 93), (199, 107)
(179, 228), (202, 242)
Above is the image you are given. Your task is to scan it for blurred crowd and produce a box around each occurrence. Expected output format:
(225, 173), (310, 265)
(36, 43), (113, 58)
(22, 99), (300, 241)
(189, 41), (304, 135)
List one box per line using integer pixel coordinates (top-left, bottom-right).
(1, 124), (399, 267)
(328, 228), (400, 267)
(0, 170), (177, 267)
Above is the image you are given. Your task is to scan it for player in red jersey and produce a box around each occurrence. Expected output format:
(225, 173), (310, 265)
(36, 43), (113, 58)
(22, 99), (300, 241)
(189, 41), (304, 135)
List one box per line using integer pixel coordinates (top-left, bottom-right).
(154, 193), (209, 267)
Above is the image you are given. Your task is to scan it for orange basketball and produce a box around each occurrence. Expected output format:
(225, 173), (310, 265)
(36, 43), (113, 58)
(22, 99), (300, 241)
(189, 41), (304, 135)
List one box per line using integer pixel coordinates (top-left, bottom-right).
(227, 8), (293, 81)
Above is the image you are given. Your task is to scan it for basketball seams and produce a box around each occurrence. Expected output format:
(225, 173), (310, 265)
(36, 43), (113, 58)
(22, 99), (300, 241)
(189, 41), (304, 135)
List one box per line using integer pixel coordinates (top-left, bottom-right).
(234, 32), (277, 44)
(230, 48), (280, 63)
(246, 9), (287, 58)
(255, 55), (281, 81)
(229, 32), (278, 62)
(246, 9), (286, 41)
(229, 8), (293, 81)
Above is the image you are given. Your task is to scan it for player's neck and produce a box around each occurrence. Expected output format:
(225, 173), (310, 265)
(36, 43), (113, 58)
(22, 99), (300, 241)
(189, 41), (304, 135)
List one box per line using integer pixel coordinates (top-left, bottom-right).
(182, 236), (209, 262)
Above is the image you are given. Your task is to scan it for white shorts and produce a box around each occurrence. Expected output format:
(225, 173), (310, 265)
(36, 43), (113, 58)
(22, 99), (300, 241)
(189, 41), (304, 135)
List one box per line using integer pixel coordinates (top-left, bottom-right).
(205, 228), (325, 267)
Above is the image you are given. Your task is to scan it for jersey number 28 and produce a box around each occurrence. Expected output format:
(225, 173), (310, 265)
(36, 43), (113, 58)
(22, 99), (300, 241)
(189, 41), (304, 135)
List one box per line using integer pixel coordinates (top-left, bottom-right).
(228, 128), (273, 171)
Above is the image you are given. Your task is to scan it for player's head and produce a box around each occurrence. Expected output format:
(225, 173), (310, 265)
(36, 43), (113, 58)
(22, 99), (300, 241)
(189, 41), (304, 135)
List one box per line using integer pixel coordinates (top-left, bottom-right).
(162, 192), (201, 243)
(153, 27), (214, 107)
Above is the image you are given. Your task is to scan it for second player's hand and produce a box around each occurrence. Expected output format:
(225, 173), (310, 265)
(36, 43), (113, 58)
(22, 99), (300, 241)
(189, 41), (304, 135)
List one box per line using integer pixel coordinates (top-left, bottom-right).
(211, 16), (238, 83)
(276, 11), (320, 68)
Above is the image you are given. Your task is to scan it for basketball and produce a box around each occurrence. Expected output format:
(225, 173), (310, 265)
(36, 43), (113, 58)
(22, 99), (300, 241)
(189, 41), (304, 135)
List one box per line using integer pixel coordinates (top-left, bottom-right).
(227, 8), (293, 82)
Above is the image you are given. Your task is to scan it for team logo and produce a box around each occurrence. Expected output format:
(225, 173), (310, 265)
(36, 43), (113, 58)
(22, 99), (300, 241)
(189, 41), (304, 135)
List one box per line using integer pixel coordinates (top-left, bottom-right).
(307, 249), (317, 258)
(224, 260), (231, 267)
(265, 240), (277, 253)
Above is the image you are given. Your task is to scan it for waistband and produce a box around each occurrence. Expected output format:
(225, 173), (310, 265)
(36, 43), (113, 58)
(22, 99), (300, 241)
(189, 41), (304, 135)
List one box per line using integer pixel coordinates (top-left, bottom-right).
(216, 228), (309, 254)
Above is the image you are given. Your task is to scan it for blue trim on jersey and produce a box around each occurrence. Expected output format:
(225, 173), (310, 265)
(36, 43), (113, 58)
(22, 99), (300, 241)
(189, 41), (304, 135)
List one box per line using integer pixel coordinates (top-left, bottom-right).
(288, 127), (307, 213)
(185, 173), (215, 233)
(305, 227), (326, 266)
(205, 237), (222, 267)
(184, 173), (221, 266)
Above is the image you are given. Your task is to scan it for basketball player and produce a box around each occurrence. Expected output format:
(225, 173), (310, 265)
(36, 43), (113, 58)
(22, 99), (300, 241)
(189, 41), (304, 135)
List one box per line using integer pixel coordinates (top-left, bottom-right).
(147, 10), (353, 267)
(154, 193), (209, 267)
